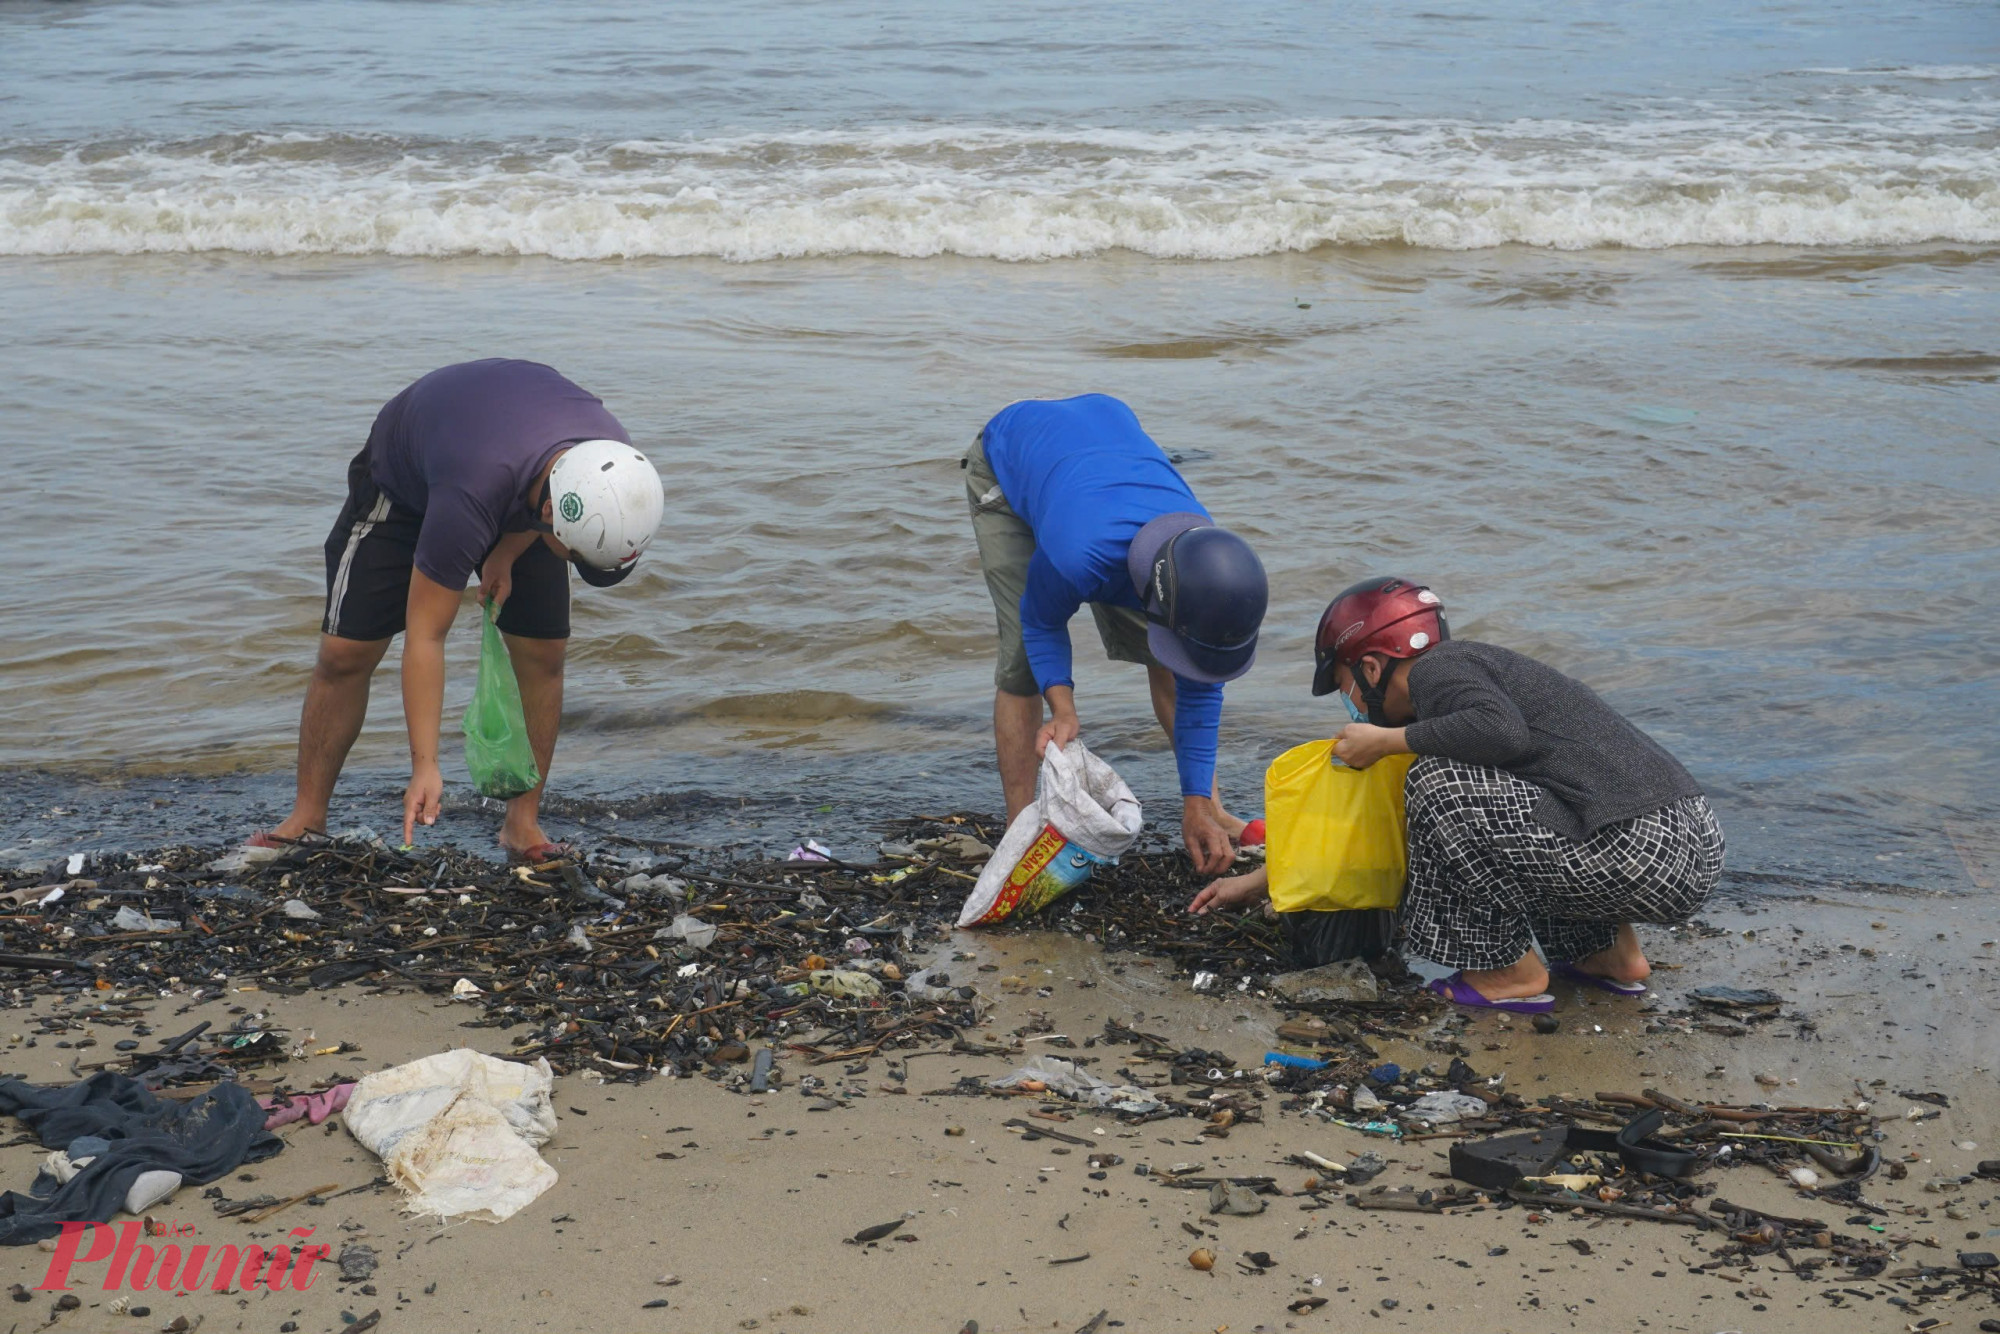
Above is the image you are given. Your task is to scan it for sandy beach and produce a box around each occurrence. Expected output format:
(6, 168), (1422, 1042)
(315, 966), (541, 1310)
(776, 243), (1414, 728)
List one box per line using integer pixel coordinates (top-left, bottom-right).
(3, 872), (1993, 1334)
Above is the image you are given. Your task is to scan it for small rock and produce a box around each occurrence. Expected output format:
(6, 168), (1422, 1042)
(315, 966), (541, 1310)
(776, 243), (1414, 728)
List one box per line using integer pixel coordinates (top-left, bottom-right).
(944, 1126), (965, 1137)
(337, 1243), (378, 1282)
(1531, 1014), (1560, 1034)
(55, 1294), (81, 1311)
(642, 1298), (670, 1309)
(1381, 1298), (1399, 1310)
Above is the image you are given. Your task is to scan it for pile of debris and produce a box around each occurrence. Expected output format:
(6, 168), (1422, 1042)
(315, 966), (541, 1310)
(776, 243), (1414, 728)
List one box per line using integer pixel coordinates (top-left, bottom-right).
(0, 836), (1001, 1086)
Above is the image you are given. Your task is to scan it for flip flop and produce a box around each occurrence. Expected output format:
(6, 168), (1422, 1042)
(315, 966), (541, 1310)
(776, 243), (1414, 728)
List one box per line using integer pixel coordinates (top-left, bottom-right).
(243, 828), (328, 851)
(1427, 972), (1556, 1014)
(505, 840), (581, 866)
(1551, 960), (1648, 996)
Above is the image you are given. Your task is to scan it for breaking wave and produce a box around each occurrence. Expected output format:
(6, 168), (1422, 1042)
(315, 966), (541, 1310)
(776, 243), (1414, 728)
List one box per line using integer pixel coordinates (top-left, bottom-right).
(4, 113), (1997, 261)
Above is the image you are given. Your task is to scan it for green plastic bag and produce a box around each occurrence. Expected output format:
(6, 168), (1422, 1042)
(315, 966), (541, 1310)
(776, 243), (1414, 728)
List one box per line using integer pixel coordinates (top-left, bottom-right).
(463, 599), (540, 800)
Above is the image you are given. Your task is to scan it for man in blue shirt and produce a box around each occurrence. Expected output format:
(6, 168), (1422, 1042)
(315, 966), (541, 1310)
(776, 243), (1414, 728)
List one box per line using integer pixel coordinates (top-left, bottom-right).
(963, 394), (1267, 874)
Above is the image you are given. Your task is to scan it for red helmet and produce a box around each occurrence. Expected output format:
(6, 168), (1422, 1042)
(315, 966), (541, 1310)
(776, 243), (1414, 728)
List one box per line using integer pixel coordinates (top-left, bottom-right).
(1311, 577), (1447, 696)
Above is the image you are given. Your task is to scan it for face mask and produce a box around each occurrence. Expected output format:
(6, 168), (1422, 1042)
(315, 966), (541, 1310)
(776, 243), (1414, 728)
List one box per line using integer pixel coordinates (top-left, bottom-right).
(1339, 689), (1365, 724)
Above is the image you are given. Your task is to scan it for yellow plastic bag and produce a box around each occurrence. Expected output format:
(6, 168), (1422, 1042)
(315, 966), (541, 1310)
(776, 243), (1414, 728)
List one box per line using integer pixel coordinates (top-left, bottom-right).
(1264, 742), (1416, 914)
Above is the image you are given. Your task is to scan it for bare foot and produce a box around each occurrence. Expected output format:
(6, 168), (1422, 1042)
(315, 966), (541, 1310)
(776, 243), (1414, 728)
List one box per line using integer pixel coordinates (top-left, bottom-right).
(1573, 924), (1651, 985)
(497, 821), (552, 857)
(1461, 950), (1552, 1000)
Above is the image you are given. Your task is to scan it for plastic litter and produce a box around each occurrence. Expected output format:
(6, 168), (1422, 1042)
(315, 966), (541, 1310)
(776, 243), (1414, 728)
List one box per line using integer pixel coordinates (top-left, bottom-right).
(912, 832), (994, 860)
(787, 839), (834, 862)
(463, 598), (541, 800)
(807, 969), (883, 999)
(1270, 958), (1379, 1005)
(110, 907), (178, 933)
(989, 1055), (1161, 1115)
(957, 741), (1141, 927)
(1208, 1181), (1265, 1215)
(207, 844), (280, 874)
(343, 1050), (559, 1223)
(903, 969), (970, 1002)
(1400, 1091), (1489, 1125)
(1344, 1150), (1388, 1184)
(281, 899), (322, 920)
(662, 914), (717, 949)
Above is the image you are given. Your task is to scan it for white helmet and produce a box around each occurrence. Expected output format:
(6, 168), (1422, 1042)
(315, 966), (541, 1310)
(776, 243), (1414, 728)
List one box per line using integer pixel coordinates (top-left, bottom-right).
(547, 440), (665, 587)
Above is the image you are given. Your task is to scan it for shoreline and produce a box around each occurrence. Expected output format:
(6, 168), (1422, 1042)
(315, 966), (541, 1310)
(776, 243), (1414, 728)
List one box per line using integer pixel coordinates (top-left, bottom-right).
(0, 837), (1994, 1332)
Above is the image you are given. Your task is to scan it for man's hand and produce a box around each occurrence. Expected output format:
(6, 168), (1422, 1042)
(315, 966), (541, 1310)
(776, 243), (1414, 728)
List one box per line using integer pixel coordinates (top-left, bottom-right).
(1189, 868), (1267, 915)
(477, 530), (541, 610)
(1181, 795), (1234, 875)
(477, 558), (512, 611)
(402, 761), (444, 846)
(1333, 722), (1408, 770)
(1035, 686), (1080, 758)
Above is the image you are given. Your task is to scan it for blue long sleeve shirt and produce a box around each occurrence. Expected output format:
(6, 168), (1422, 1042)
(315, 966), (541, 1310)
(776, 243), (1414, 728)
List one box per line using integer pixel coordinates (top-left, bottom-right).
(980, 394), (1223, 799)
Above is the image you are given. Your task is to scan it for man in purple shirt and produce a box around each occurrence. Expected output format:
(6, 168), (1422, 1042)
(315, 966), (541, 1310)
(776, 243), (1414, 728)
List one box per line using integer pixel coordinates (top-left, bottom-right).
(258, 360), (664, 859)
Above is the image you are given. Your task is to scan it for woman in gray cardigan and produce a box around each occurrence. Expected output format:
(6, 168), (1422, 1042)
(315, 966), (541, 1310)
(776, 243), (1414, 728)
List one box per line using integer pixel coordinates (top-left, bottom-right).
(1312, 577), (1723, 1014)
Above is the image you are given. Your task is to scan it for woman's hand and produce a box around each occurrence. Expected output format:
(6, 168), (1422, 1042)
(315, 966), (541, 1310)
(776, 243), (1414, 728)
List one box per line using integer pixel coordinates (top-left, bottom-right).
(1333, 722), (1408, 770)
(1189, 868), (1267, 916)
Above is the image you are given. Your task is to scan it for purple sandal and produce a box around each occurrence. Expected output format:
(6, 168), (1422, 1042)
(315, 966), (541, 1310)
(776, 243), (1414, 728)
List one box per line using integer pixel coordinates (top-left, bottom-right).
(1551, 961), (1648, 997)
(1427, 972), (1555, 1014)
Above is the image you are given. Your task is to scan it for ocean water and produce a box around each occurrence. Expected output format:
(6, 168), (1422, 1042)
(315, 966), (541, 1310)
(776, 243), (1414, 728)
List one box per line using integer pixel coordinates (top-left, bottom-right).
(0, 0), (1995, 888)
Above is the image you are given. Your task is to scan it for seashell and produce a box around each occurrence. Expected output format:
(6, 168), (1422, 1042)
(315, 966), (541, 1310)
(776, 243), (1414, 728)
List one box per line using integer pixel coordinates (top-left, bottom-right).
(1188, 1248), (1216, 1271)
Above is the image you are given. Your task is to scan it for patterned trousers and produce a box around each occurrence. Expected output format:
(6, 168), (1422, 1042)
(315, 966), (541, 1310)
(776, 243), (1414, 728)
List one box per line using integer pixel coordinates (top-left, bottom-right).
(1398, 757), (1724, 971)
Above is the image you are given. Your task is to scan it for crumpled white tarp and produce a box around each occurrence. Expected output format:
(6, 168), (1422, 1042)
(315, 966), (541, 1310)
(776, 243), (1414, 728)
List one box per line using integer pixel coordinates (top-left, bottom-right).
(343, 1050), (558, 1223)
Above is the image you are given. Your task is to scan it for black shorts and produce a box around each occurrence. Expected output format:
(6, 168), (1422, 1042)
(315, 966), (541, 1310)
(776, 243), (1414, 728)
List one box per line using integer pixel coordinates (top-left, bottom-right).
(321, 448), (570, 641)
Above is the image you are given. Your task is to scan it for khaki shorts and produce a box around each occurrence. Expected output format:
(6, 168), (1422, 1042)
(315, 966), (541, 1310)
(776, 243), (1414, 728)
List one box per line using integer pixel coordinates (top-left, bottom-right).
(964, 433), (1156, 697)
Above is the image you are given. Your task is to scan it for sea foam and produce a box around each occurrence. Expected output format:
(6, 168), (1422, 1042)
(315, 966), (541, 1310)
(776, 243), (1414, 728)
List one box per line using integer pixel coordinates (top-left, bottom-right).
(4, 116), (1996, 261)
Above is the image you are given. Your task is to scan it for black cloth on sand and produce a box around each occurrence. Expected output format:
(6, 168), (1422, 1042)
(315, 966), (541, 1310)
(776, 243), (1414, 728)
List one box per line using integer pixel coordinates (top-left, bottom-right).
(0, 1072), (281, 1245)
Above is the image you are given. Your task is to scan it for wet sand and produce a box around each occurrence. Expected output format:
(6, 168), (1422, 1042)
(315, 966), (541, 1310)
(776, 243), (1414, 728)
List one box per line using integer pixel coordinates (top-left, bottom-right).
(1, 883), (1994, 1334)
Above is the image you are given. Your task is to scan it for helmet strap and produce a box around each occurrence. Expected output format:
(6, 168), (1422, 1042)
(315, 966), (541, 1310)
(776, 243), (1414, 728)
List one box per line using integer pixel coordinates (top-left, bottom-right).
(1357, 655), (1397, 726)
